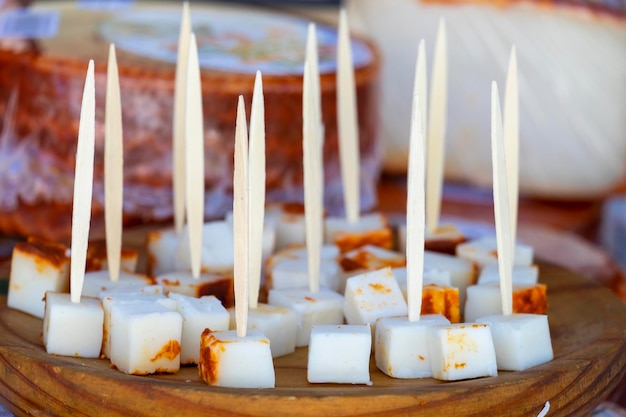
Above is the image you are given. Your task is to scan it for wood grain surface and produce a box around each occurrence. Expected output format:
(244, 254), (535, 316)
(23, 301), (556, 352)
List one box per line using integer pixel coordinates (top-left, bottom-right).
(0, 261), (625, 416)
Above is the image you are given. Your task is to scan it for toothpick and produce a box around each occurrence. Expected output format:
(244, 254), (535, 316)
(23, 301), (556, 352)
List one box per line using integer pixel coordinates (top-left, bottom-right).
(185, 32), (204, 279)
(303, 60), (323, 293)
(248, 71), (265, 308)
(105, 44), (123, 283)
(233, 96), (249, 338)
(491, 81), (513, 316)
(504, 46), (519, 245)
(173, 1), (191, 234)
(306, 23), (324, 140)
(426, 18), (447, 234)
(406, 43), (427, 322)
(413, 40), (428, 158)
(337, 9), (360, 223)
(70, 60), (95, 304)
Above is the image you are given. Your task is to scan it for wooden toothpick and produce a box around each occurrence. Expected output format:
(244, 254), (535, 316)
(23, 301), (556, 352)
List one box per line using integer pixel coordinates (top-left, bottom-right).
(504, 46), (519, 245)
(185, 32), (204, 279)
(337, 9), (360, 223)
(426, 18), (447, 235)
(248, 71), (265, 309)
(173, 1), (191, 234)
(303, 60), (323, 294)
(306, 23), (324, 140)
(406, 42), (427, 322)
(491, 81), (514, 316)
(105, 44), (123, 283)
(233, 96), (250, 338)
(70, 60), (96, 304)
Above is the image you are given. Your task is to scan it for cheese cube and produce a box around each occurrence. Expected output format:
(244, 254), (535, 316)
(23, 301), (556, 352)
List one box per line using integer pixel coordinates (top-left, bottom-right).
(155, 271), (234, 308)
(424, 250), (477, 308)
(175, 221), (234, 275)
(110, 301), (183, 375)
(325, 212), (393, 253)
(343, 267), (408, 331)
(456, 236), (534, 269)
(392, 266), (452, 297)
(375, 314), (450, 378)
(266, 202), (307, 251)
(198, 328), (275, 388)
(85, 239), (139, 273)
(264, 245), (343, 293)
(476, 314), (553, 371)
(307, 324), (372, 385)
(98, 292), (169, 359)
(168, 292), (229, 365)
(398, 222), (467, 255)
(43, 292), (104, 358)
(464, 283), (548, 322)
(477, 262), (539, 285)
(428, 323), (498, 381)
(81, 270), (153, 298)
(8, 241), (70, 318)
(268, 288), (344, 347)
(228, 303), (298, 358)
(225, 210), (276, 262)
(339, 245), (406, 277)
(145, 228), (180, 276)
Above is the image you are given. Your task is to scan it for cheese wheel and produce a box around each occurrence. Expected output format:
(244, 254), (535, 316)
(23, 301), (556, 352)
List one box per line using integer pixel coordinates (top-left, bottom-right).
(0, 1), (380, 241)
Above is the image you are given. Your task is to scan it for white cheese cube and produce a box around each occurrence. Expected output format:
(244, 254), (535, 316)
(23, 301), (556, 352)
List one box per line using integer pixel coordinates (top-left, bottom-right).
(198, 329), (275, 388)
(175, 221), (234, 275)
(8, 241), (70, 318)
(85, 240), (139, 273)
(428, 323), (498, 381)
(168, 292), (230, 365)
(145, 228), (180, 276)
(477, 263), (539, 285)
(464, 283), (548, 322)
(324, 212), (393, 253)
(265, 202), (307, 251)
(110, 302), (183, 375)
(99, 293), (169, 359)
(424, 250), (477, 307)
(228, 303), (298, 358)
(456, 236), (534, 269)
(43, 292), (104, 358)
(81, 270), (153, 298)
(375, 314), (450, 379)
(398, 222), (466, 255)
(343, 267), (408, 331)
(268, 288), (344, 347)
(155, 271), (234, 308)
(225, 210), (276, 261)
(265, 245), (343, 293)
(476, 314), (553, 371)
(307, 324), (372, 385)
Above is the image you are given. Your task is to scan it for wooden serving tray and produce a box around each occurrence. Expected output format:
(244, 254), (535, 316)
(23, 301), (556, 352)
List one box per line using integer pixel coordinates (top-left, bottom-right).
(0, 261), (625, 416)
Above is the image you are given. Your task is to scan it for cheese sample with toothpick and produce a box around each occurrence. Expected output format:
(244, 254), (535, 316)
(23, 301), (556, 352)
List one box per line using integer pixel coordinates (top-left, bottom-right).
(265, 203), (308, 252)
(145, 228), (180, 276)
(423, 250), (477, 307)
(339, 245), (406, 276)
(228, 303), (298, 358)
(398, 223), (467, 255)
(477, 262), (538, 286)
(428, 323), (498, 381)
(198, 328), (275, 388)
(307, 324), (372, 385)
(43, 291), (104, 358)
(343, 267), (408, 330)
(375, 314), (450, 379)
(109, 300), (183, 375)
(268, 288), (344, 347)
(168, 292), (229, 365)
(456, 236), (533, 269)
(476, 313), (553, 371)
(174, 221), (234, 275)
(7, 240), (70, 319)
(464, 283), (548, 322)
(85, 239), (138, 273)
(325, 212), (394, 253)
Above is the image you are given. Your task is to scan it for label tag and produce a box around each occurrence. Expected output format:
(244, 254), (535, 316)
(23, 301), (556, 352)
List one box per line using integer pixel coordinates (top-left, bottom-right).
(0, 9), (60, 39)
(77, 0), (134, 9)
